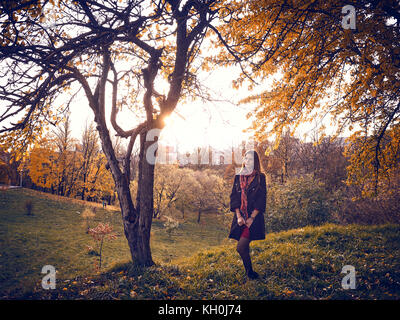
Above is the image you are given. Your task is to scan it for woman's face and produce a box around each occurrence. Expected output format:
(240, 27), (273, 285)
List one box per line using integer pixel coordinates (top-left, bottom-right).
(244, 153), (254, 170)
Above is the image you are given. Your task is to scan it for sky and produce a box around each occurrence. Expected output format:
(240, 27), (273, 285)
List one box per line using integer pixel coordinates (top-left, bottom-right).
(68, 64), (257, 155)
(1, 45), (339, 160)
(0, 53), (262, 158)
(64, 64), (345, 165)
(0, 0), (358, 166)
(0, 7), (342, 159)
(1, 60), (340, 161)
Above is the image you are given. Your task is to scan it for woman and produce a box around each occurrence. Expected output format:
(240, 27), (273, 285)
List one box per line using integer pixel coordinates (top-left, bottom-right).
(229, 150), (267, 280)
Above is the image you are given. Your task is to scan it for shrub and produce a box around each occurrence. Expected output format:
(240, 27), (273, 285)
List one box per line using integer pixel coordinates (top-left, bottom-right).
(265, 175), (335, 232)
(338, 185), (400, 225)
(163, 216), (180, 237)
(88, 223), (117, 270)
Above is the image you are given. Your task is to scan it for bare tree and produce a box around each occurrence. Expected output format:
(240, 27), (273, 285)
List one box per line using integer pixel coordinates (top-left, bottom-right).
(79, 121), (101, 200)
(0, 0), (222, 266)
(153, 164), (183, 219)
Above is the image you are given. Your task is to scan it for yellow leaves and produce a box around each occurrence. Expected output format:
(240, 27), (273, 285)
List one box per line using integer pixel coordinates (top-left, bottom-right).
(365, 67), (373, 78)
(14, 152), (23, 163)
(343, 125), (400, 197)
(370, 89), (377, 98)
(130, 290), (137, 298)
(232, 79), (242, 90)
(282, 288), (295, 297)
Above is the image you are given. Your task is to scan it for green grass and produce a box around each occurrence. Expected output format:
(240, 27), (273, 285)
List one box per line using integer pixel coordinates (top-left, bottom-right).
(1, 188), (400, 300)
(0, 188), (230, 298)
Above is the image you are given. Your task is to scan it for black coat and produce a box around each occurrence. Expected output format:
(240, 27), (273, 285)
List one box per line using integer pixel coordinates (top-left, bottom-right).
(228, 172), (267, 241)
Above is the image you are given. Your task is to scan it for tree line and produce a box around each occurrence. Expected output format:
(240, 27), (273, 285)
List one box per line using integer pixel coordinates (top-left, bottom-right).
(2, 117), (399, 227)
(16, 116), (116, 203)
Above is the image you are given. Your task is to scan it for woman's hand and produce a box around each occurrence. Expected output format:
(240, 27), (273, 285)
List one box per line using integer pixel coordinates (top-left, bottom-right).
(245, 217), (254, 228)
(237, 216), (245, 226)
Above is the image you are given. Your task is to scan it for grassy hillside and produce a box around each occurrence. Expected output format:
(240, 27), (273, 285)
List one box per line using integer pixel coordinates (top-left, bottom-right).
(1, 188), (400, 300)
(0, 188), (229, 298)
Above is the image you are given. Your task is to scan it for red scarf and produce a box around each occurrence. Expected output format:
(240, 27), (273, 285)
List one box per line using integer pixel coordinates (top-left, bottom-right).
(239, 169), (257, 220)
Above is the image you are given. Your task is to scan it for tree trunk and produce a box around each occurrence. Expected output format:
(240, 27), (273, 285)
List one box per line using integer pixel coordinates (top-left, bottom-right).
(131, 131), (156, 266)
(81, 170), (87, 201)
(99, 237), (104, 269)
(101, 127), (156, 266)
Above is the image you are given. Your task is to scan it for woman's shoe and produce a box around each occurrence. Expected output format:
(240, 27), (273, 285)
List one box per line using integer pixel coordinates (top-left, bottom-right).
(247, 270), (259, 279)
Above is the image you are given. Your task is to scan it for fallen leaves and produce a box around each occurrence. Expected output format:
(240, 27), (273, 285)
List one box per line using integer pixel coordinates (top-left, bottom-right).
(129, 290), (137, 298)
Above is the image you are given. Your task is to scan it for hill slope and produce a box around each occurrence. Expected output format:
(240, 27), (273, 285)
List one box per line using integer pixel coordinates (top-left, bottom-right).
(1, 188), (399, 300)
(25, 224), (400, 300)
(0, 188), (229, 298)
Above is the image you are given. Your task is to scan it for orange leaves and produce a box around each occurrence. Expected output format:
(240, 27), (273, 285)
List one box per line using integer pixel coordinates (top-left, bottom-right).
(88, 223), (117, 242)
(282, 288), (295, 297)
(28, 137), (56, 189)
(209, 0), (400, 198)
(87, 222), (117, 270)
(343, 125), (400, 197)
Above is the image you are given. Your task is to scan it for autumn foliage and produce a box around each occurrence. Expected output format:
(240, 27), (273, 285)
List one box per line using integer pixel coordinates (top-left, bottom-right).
(25, 117), (115, 201)
(211, 0), (400, 197)
(88, 222), (117, 270)
(1, 0), (400, 267)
